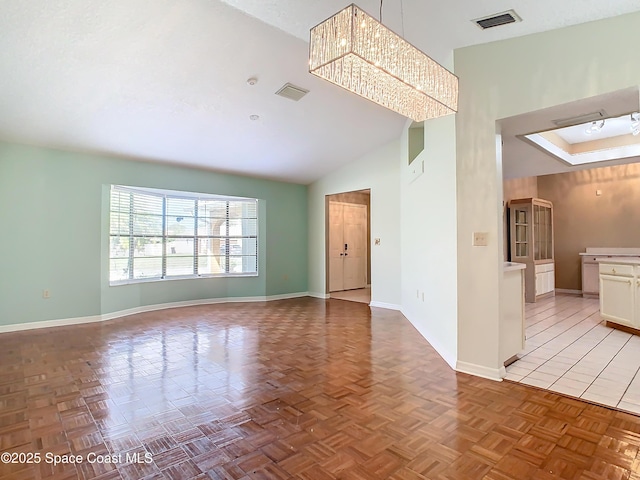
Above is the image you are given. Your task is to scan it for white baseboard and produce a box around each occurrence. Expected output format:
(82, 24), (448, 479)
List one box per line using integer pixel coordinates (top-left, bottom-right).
(308, 292), (330, 299)
(455, 361), (503, 382)
(369, 301), (401, 311)
(0, 314), (103, 334)
(255, 292), (309, 302)
(0, 292), (310, 334)
(555, 288), (582, 295)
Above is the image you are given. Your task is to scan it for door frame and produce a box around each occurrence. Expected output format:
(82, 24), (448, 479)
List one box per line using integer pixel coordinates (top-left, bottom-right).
(325, 189), (371, 295)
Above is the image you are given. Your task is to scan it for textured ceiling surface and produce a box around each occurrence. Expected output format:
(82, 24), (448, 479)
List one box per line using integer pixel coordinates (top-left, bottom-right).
(1, 0), (640, 183)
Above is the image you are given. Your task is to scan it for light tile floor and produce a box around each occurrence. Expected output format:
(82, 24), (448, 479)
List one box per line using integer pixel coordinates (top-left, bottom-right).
(505, 293), (640, 415)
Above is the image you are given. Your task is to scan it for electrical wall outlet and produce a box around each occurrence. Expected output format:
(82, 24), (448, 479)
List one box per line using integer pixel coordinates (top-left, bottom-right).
(42, 289), (51, 299)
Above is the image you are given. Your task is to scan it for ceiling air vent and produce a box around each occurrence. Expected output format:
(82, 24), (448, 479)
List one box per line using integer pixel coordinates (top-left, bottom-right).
(551, 110), (607, 128)
(473, 10), (521, 30)
(275, 83), (309, 101)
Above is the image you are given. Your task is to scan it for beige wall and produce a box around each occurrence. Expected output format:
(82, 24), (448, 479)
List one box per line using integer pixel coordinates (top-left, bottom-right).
(503, 177), (539, 261)
(503, 177), (539, 203)
(537, 163), (640, 290)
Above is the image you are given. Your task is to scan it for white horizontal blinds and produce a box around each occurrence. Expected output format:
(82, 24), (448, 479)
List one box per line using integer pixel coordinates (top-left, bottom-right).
(197, 200), (228, 274)
(110, 187), (165, 281)
(131, 192), (164, 279)
(109, 186), (258, 283)
(109, 189), (133, 282)
(228, 200), (257, 274)
(165, 197), (196, 277)
(197, 199), (258, 274)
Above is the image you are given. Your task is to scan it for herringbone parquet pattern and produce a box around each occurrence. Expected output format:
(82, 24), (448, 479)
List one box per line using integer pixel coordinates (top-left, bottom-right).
(0, 298), (639, 479)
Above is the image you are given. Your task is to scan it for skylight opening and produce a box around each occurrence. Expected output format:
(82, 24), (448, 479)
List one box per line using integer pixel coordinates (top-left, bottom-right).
(521, 112), (640, 166)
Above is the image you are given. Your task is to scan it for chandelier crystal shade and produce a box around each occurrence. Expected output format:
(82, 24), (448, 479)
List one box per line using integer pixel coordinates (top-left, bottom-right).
(309, 4), (458, 122)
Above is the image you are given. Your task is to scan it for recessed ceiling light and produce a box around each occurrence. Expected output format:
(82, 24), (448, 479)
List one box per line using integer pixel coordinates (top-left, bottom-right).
(249, 114), (260, 121)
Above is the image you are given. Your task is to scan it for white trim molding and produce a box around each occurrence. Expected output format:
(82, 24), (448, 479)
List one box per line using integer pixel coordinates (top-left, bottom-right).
(0, 292), (310, 334)
(555, 288), (582, 295)
(0, 314), (103, 334)
(455, 361), (503, 382)
(308, 292), (330, 299)
(369, 301), (401, 311)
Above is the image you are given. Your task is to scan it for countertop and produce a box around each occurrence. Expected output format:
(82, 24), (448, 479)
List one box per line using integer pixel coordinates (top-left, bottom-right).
(597, 257), (640, 265)
(504, 262), (526, 272)
(580, 247), (640, 256)
(580, 253), (640, 257)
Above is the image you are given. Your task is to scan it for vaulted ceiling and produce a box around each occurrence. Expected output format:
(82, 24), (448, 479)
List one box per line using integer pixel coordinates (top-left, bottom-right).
(1, 1), (639, 184)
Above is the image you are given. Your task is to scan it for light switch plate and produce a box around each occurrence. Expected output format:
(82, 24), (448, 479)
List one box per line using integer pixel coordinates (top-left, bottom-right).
(407, 159), (424, 184)
(473, 232), (488, 246)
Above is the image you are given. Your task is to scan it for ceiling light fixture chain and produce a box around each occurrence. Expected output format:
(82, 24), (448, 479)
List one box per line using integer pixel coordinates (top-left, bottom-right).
(380, 0), (405, 38)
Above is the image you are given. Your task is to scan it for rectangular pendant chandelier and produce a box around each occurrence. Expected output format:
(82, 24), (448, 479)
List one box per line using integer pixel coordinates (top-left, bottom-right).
(309, 4), (458, 122)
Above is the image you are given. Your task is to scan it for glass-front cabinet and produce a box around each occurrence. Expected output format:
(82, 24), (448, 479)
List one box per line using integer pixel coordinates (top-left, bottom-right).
(533, 203), (553, 261)
(509, 198), (554, 303)
(512, 207), (529, 259)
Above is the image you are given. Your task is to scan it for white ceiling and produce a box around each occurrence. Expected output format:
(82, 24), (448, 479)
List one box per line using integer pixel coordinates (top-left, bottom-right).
(2, 1), (640, 184)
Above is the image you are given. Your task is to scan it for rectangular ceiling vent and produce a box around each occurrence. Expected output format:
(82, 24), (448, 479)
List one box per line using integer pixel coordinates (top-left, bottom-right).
(551, 109), (607, 127)
(275, 83), (309, 101)
(473, 10), (521, 30)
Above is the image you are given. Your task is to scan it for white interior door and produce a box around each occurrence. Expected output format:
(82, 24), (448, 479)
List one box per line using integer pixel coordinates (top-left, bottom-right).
(329, 202), (345, 292)
(343, 204), (367, 290)
(329, 201), (367, 292)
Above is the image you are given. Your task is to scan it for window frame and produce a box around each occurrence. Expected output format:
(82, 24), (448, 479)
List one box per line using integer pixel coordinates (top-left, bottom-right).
(109, 185), (259, 285)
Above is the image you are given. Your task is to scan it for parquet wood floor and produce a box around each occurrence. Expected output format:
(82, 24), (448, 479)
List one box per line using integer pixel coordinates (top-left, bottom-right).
(1, 298), (639, 479)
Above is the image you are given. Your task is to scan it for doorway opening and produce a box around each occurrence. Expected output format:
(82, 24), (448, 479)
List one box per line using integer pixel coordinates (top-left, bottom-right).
(325, 189), (371, 304)
(498, 87), (640, 414)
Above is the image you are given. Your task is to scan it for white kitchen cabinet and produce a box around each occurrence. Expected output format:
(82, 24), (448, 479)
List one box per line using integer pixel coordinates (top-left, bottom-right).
(501, 262), (526, 367)
(599, 259), (640, 331)
(581, 248), (640, 297)
(508, 198), (554, 303)
(535, 263), (555, 297)
(582, 256), (601, 297)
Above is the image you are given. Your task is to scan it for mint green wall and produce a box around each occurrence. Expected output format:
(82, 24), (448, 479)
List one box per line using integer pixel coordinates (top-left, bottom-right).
(0, 142), (308, 326)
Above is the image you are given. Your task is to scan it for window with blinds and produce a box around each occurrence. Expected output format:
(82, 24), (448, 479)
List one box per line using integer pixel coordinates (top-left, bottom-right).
(109, 186), (258, 284)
